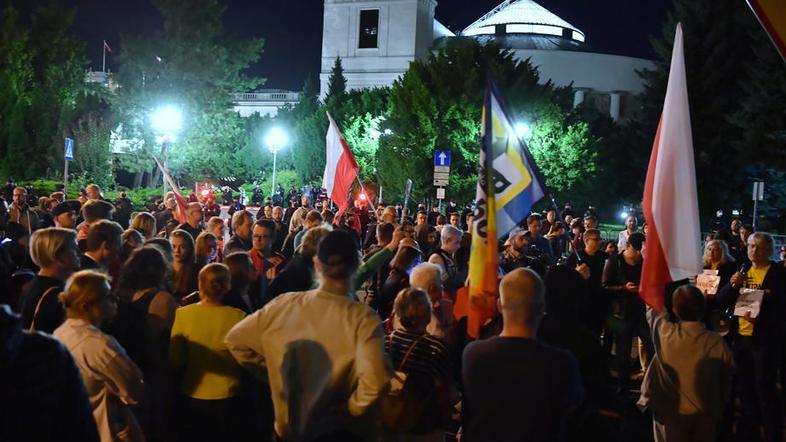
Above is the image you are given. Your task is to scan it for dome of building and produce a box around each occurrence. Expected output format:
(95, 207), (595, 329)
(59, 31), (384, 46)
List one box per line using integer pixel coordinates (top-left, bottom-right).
(462, 0), (585, 44)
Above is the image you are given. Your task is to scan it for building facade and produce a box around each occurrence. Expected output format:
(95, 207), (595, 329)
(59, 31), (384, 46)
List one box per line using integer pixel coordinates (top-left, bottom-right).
(319, 0), (655, 122)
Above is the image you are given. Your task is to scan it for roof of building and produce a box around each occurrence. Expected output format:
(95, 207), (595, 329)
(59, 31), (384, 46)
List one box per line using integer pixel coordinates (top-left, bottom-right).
(461, 0), (585, 44)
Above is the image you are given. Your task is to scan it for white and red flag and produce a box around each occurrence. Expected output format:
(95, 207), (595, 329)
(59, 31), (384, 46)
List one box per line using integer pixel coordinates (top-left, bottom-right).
(103, 40), (113, 53)
(322, 111), (359, 217)
(153, 155), (188, 224)
(640, 23), (702, 311)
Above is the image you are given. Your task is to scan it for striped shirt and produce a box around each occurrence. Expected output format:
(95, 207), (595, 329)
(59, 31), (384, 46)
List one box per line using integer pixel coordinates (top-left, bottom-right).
(385, 329), (448, 384)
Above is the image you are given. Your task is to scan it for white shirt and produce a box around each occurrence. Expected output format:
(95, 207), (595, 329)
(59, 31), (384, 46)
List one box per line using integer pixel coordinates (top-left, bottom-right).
(55, 318), (145, 442)
(638, 309), (734, 418)
(225, 289), (392, 440)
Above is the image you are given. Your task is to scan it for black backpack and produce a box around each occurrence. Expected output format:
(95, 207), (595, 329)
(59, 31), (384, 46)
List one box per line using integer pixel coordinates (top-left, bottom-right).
(103, 289), (157, 373)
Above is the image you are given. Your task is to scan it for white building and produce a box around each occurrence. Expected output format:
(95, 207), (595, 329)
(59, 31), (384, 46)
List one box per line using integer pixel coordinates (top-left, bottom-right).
(232, 89), (301, 117)
(319, 0), (654, 121)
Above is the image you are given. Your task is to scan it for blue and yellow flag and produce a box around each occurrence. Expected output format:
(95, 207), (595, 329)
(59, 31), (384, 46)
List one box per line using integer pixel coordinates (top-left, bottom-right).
(467, 81), (546, 338)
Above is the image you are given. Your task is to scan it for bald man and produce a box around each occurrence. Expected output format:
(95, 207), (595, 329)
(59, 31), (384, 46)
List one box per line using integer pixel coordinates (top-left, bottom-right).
(462, 268), (583, 442)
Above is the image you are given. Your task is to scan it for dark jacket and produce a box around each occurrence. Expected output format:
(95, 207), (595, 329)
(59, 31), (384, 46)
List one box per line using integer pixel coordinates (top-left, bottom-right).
(0, 305), (100, 442)
(717, 262), (786, 346)
(19, 276), (65, 333)
(267, 253), (316, 301)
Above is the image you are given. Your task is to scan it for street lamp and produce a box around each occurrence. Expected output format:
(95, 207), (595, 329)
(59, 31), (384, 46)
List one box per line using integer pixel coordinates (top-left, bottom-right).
(264, 126), (288, 197)
(514, 122), (532, 141)
(151, 105), (182, 195)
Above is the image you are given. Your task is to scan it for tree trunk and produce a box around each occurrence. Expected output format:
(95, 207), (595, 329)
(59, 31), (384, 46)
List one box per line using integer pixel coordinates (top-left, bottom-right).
(133, 170), (144, 189)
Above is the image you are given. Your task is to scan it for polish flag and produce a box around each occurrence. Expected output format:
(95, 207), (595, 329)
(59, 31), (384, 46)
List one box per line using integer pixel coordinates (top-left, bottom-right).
(322, 112), (359, 216)
(103, 40), (113, 53)
(639, 24), (702, 309)
(153, 156), (188, 224)
(640, 23), (702, 311)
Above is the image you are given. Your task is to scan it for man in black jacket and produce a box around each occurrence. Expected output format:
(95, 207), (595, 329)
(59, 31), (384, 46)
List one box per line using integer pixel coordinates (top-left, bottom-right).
(717, 232), (786, 442)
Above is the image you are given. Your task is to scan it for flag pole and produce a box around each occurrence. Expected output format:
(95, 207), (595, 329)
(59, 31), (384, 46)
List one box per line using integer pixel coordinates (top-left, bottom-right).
(102, 40), (106, 73)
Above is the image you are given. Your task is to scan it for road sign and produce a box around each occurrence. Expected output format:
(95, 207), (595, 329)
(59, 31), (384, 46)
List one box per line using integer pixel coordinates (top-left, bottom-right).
(434, 150), (451, 167)
(64, 138), (74, 161)
(436, 187), (446, 200)
(433, 179), (449, 186)
(433, 172), (450, 180)
(434, 165), (450, 173)
(752, 181), (764, 201)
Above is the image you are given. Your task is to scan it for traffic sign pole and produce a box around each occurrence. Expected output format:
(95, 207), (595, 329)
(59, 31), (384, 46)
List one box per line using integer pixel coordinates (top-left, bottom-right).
(64, 138), (74, 194)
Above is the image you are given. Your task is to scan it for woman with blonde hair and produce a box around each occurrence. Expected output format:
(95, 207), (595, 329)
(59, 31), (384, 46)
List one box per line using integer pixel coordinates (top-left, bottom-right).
(169, 263), (248, 440)
(170, 230), (199, 300)
(130, 212), (157, 240)
(195, 232), (219, 268)
(701, 239), (737, 333)
(54, 270), (145, 442)
(20, 227), (81, 333)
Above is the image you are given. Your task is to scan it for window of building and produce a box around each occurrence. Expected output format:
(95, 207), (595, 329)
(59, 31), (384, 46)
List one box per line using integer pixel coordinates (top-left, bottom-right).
(359, 9), (379, 49)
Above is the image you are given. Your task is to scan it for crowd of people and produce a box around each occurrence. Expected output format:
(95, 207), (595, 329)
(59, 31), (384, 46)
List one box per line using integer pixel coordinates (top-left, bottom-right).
(1, 181), (786, 442)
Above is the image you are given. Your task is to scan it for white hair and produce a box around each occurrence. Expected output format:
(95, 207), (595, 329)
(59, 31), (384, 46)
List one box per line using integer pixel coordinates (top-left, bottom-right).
(440, 224), (462, 245)
(409, 262), (443, 293)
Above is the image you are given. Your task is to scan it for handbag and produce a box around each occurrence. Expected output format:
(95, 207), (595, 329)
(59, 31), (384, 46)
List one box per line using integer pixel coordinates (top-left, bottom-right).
(381, 333), (430, 431)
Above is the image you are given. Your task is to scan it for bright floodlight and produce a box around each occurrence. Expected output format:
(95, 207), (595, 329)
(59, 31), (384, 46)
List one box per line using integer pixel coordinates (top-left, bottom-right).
(514, 122), (532, 140)
(619, 211), (629, 220)
(151, 105), (182, 136)
(265, 127), (288, 153)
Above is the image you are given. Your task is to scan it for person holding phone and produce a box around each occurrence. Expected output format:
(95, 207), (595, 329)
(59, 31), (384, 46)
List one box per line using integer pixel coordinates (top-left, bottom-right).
(603, 232), (651, 395)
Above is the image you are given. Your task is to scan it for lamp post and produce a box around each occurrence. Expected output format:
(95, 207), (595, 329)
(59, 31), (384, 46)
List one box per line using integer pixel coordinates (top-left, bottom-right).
(264, 127), (288, 197)
(151, 105), (182, 195)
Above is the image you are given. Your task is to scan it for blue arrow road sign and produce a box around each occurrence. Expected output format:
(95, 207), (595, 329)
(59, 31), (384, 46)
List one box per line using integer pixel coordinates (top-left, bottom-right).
(434, 150), (451, 167)
(64, 138), (74, 161)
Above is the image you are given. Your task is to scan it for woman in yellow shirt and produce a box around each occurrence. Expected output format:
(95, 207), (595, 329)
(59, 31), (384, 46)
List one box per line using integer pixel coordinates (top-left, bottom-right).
(169, 263), (248, 441)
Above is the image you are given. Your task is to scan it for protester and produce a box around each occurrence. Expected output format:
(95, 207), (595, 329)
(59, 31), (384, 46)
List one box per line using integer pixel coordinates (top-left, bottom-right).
(406, 262), (455, 344)
(249, 219), (287, 307)
(221, 252), (256, 313)
(385, 288), (452, 441)
(7, 186), (39, 234)
(267, 225), (332, 301)
(169, 263), (249, 441)
(81, 220), (123, 273)
(617, 215), (639, 251)
(566, 228), (608, 337)
(224, 210), (253, 255)
(113, 246), (178, 440)
(170, 230), (199, 300)
(54, 270), (145, 442)
(361, 222), (395, 311)
(130, 212), (157, 241)
(381, 238), (422, 320)
(293, 209), (323, 251)
(717, 232), (786, 442)
(0, 305), (101, 442)
(176, 202), (204, 242)
(52, 200), (81, 229)
(603, 231), (651, 395)
(500, 228), (546, 277)
(225, 229), (392, 441)
(462, 268), (583, 441)
(526, 214), (554, 265)
(77, 200), (115, 252)
(538, 265), (614, 441)
(121, 229), (144, 262)
(638, 285), (734, 442)
(195, 232), (219, 268)
(206, 216), (226, 262)
(428, 224), (463, 298)
(19, 227), (81, 333)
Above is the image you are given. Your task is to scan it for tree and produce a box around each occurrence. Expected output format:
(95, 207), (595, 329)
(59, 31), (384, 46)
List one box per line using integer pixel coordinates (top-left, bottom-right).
(0, 4), (87, 179)
(324, 56), (347, 104)
(110, 0), (264, 187)
(378, 39), (594, 206)
(632, 0), (758, 223)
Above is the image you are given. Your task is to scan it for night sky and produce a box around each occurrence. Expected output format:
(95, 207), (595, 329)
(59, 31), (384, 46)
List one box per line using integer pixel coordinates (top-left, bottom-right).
(54, 0), (672, 91)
